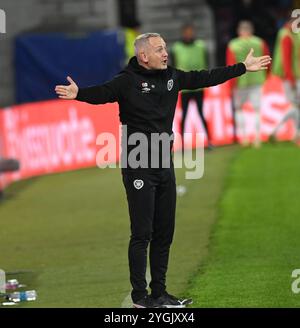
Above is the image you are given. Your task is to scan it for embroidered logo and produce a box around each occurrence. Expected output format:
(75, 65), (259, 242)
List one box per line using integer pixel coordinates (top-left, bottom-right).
(141, 82), (151, 93)
(167, 79), (174, 91)
(133, 179), (144, 190)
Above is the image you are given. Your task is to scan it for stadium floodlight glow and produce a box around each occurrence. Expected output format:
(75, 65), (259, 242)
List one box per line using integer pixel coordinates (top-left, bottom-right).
(0, 9), (6, 34)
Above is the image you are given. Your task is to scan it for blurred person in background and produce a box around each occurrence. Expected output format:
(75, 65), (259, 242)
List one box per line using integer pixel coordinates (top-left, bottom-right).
(55, 32), (271, 308)
(227, 20), (270, 147)
(171, 23), (213, 149)
(232, 0), (277, 53)
(269, 15), (300, 145)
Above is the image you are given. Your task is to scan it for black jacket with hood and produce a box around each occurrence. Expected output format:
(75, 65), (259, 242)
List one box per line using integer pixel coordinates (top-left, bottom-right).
(76, 57), (246, 168)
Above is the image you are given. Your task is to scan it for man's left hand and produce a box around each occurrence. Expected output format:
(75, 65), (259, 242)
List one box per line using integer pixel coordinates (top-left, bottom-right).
(243, 48), (272, 72)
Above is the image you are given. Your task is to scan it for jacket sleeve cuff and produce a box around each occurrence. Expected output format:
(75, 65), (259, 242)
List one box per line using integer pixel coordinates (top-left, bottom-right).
(75, 89), (82, 101)
(239, 62), (247, 74)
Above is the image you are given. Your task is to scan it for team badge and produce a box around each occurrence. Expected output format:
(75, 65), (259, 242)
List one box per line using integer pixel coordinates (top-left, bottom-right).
(133, 179), (144, 190)
(167, 79), (173, 91)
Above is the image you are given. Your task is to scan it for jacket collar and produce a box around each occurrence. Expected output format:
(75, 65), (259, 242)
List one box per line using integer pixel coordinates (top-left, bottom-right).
(126, 57), (167, 76)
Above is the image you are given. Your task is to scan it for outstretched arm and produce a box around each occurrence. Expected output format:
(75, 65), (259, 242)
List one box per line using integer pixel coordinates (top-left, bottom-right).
(55, 74), (128, 104)
(177, 48), (272, 90)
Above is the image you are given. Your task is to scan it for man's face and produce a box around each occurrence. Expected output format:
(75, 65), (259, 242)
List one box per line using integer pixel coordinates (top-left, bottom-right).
(144, 37), (168, 70)
(183, 26), (195, 41)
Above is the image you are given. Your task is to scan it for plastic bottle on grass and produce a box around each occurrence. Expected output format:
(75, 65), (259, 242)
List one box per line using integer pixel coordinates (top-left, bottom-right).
(7, 290), (37, 302)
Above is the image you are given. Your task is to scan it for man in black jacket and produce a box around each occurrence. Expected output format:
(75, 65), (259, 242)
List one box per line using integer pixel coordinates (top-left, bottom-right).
(55, 33), (271, 308)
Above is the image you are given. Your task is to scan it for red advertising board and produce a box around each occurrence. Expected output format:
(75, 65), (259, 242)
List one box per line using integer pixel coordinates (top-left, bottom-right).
(0, 75), (295, 189)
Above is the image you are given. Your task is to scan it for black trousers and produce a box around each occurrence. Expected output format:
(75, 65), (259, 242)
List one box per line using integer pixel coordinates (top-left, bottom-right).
(122, 167), (176, 302)
(181, 90), (210, 141)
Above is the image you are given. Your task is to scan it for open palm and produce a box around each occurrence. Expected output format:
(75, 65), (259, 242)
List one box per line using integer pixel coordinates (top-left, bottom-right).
(243, 48), (272, 72)
(55, 76), (78, 100)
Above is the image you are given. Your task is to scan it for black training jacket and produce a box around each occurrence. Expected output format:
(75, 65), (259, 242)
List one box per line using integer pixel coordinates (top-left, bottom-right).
(76, 57), (246, 168)
(76, 56), (246, 136)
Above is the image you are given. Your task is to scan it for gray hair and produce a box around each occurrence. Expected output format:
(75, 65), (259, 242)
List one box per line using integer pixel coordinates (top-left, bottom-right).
(134, 33), (161, 56)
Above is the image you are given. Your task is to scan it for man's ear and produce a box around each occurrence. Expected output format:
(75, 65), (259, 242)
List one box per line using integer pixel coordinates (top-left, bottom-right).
(140, 51), (148, 64)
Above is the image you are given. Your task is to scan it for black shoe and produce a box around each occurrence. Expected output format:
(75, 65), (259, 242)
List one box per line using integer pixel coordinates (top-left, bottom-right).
(152, 292), (193, 308)
(133, 295), (159, 308)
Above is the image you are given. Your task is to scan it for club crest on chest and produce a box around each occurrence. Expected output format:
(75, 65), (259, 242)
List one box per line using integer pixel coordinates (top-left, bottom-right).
(167, 79), (173, 91)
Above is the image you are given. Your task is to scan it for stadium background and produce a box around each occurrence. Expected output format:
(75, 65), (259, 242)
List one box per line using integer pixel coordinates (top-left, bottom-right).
(1, 0), (300, 308)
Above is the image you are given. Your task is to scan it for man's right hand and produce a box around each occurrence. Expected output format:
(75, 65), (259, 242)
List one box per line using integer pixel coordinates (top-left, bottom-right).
(55, 76), (79, 100)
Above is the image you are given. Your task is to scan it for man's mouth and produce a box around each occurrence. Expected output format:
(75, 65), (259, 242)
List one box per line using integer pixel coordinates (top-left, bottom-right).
(162, 59), (168, 65)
